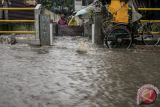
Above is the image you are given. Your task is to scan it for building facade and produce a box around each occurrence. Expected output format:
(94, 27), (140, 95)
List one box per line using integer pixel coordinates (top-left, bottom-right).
(74, 0), (94, 11)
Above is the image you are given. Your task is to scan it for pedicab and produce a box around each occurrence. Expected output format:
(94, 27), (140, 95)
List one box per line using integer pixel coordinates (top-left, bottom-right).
(102, 0), (160, 48)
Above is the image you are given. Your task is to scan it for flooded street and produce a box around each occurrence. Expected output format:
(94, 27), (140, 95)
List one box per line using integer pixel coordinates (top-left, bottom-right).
(0, 36), (160, 107)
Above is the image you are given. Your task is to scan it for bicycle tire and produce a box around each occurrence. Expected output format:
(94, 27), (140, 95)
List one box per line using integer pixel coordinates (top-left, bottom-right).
(105, 25), (132, 48)
(103, 22), (119, 48)
(142, 23), (160, 46)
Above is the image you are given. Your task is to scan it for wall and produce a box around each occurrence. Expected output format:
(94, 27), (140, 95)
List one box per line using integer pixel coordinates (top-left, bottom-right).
(43, 9), (60, 22)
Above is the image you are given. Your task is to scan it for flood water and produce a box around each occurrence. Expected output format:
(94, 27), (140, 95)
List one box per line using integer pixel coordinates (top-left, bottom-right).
(0, 36), (160, 107)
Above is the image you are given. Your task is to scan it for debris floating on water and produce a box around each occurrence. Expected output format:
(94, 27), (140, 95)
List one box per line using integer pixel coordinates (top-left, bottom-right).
(76, 41), (88, 54)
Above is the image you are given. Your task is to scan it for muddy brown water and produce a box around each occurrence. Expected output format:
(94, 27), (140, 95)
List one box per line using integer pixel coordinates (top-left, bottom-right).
(0, 36), (160, 107)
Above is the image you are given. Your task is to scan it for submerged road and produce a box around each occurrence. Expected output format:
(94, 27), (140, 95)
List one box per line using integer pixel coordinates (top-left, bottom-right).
(0, 36), (160, 107)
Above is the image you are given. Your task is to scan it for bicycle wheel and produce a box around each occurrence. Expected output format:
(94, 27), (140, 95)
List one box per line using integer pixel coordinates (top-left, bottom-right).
(105, 25), (132, 48)
(103, 22), (117, 48)
(142, 23), (160, 46)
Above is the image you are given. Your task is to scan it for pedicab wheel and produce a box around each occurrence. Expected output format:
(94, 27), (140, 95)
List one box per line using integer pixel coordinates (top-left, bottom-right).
(102, 22), (116, 48)
(142, 34), (159, 46)
(142, 23), (160, 46)
(105, 26), (132, 49)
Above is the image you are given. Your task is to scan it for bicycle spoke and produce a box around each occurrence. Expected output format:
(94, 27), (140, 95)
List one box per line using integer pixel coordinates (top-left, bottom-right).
(142, 23), (160, 46)
(105, 26), (132, 49)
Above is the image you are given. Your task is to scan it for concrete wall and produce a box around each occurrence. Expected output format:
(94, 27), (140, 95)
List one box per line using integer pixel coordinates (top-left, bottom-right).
(92, 13), (104, 44)
(43, 9), (60, 22)
(84, 19), (93, 37)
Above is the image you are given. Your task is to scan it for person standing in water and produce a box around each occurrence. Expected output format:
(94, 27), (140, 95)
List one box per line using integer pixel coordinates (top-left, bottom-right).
(58, 15), (67, 25)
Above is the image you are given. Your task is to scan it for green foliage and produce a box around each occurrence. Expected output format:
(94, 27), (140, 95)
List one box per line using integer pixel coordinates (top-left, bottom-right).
(40, 0), (74, 11)
(64, 0), (74, 7)
(51, 0), (74, 14)
(41, 0), (53, 9)
(88, 9), (95, 17)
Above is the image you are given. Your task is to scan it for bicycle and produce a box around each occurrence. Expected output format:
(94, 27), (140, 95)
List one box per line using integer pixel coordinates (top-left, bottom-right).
(102, 6), (133, 48)
(102, 9), (160, 48)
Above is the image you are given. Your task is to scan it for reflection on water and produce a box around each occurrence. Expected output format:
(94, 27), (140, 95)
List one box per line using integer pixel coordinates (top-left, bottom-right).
(0, 36), (160, 107)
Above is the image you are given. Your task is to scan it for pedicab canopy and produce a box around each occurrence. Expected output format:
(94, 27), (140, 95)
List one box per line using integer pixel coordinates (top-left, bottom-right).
(102, 0), (160, 23)
(107, 0), (129, 23)
(74, 0), (160, 23)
